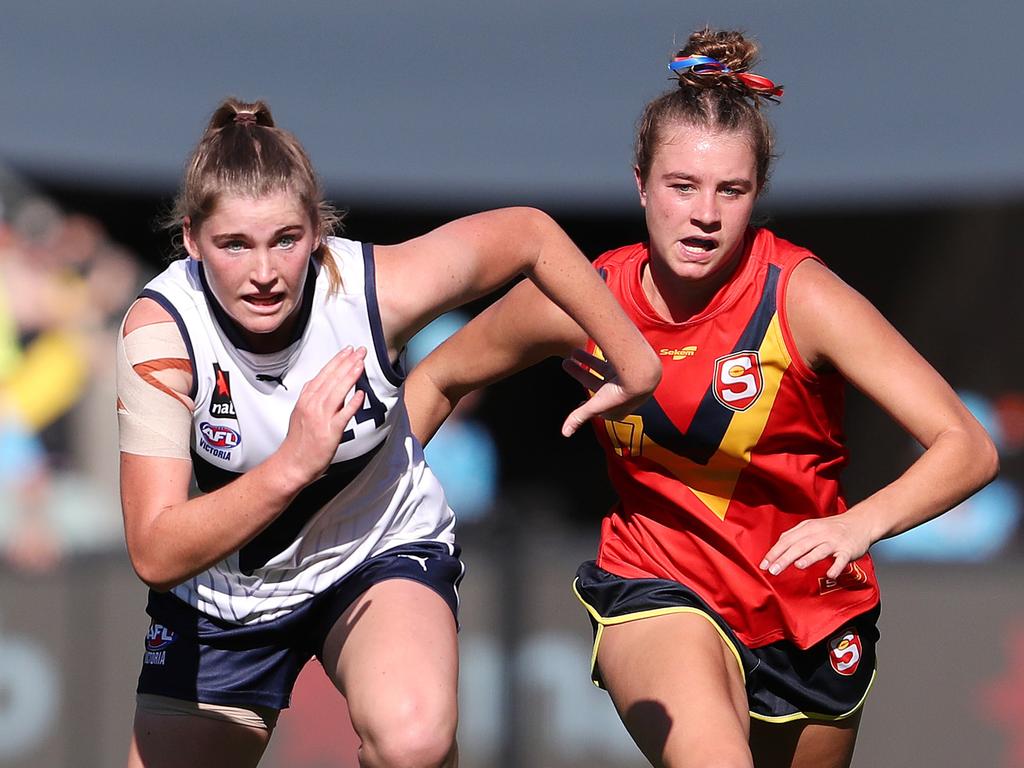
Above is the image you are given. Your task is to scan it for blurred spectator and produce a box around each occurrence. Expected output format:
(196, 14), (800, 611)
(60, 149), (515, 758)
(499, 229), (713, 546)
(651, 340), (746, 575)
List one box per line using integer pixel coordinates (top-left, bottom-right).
(873, 390), (1023, 562)
(407, 312), (499, 525)
(0, 184), (145, 572)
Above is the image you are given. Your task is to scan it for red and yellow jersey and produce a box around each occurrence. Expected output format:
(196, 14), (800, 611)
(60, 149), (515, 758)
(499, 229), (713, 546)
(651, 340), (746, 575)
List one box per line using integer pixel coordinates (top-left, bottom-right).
(587, 229), (879, 649)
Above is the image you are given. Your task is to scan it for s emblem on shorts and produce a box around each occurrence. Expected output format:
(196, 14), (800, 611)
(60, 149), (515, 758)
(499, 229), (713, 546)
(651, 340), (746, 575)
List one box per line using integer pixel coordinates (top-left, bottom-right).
(712, 351), (763, 411)
(827, 627), (862, 676)
(144, 624), (177, 666)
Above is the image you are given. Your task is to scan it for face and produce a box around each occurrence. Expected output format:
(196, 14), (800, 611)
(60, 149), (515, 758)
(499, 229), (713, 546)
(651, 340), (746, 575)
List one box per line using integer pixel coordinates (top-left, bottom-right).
(183, 190), (316, 352)
(636, 123), (758, 289)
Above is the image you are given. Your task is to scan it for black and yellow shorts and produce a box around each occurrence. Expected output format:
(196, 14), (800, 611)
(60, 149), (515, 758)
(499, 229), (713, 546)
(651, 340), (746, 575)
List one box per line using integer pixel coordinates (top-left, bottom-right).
(573, 560), (878, 723)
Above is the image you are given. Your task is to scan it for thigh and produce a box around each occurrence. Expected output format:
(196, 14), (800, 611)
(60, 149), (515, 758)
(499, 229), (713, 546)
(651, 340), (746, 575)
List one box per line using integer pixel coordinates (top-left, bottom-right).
(597, 611), (753, 768)
(320, 578), (459, 738)
(750, 710), (861, 768)
(128, 707), (270, 768)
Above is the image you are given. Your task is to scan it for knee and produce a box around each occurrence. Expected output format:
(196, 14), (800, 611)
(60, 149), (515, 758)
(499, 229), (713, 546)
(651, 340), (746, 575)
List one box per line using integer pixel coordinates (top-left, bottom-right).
(357, 703), (456, 768)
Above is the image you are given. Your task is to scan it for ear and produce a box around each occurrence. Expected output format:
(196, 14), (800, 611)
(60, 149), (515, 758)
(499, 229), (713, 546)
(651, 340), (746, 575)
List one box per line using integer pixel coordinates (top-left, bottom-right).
(633, 166), (648, 208)
(182, 217), (201, 260)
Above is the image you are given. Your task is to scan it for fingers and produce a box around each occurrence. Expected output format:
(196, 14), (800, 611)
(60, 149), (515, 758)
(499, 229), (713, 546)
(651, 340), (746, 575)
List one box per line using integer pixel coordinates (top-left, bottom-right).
(560, 384), (627, 437)
(825, 553), (852, 581)
(759, 519), (863, 578)
(561, 350), (616, 394)
(567, 349), (614, 378)
(561, 403), (590, 437)
(302, 346), (366, 405)
(332, 389), (366, 432)
(561, 357), (605, 393)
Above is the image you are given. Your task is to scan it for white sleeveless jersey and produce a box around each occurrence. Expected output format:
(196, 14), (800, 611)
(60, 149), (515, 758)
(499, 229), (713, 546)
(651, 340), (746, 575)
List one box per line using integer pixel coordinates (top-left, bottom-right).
(141, 237), (455, 624)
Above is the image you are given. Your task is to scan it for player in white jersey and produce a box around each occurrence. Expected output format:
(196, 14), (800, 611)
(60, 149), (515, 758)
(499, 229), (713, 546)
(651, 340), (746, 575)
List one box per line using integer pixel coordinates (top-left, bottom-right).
(116, 98), (661, 768)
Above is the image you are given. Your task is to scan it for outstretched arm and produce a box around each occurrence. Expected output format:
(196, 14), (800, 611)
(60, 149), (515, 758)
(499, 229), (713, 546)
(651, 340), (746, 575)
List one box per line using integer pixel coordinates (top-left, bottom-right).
(760, 259), (998, 579)
(377, 208), (660, 427)
(406, 275), (651, 444)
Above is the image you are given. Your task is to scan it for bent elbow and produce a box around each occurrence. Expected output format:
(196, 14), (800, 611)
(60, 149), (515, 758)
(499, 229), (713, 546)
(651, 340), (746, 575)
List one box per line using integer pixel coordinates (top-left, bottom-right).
(978, 434), (1000, 486)
(960, 419), (1000, 491)
(127, 548), (182, 593)
(642, 347), (663, 392)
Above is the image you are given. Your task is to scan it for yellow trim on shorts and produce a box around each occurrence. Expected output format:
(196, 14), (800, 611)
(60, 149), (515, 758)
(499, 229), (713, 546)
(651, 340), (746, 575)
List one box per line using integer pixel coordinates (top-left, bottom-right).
(748, 666), (877, 724)
(571, 577), (747, 687)
(573, 577), (877, 723)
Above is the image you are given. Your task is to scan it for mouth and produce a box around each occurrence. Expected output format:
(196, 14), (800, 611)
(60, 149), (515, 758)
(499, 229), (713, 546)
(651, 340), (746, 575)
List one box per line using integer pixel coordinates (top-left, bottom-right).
(680, 236), (718, 255)
(242, 293), (285, 309)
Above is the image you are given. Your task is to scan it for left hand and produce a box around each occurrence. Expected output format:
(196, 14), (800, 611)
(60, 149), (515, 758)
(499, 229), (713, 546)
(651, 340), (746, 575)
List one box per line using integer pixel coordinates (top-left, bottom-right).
(759, 513), (873, 581)
(559, 349), (651, 437)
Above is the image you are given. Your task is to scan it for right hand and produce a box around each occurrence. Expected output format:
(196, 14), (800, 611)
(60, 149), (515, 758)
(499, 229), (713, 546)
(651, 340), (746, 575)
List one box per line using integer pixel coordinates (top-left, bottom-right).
(559, 349), (654, 437)
(280, 346), (367, 484)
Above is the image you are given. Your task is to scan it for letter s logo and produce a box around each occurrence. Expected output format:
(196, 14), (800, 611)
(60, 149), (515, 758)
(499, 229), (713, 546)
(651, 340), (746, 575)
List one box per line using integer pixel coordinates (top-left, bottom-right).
(713, 351), (763, 411)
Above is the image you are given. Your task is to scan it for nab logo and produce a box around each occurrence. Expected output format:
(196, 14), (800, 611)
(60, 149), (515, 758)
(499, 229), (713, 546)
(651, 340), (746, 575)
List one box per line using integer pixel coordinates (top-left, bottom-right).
(659, 346), (697, 361)
(713, 351), (763, 411)
(210, 364), (237, 419)
(145, 624), (176, 652)
(827, 627), (862, 676)
(200, 422), (241, 449)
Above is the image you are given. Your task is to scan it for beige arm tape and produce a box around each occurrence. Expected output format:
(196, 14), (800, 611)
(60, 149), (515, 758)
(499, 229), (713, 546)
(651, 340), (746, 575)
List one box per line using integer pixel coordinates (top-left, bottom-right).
(116, 321), (194, 459)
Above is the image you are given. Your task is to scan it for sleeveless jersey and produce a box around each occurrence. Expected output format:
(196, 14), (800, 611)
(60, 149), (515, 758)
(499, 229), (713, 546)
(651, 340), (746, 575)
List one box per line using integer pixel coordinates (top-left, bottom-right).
(141, 237), (455, 624)
(587, 229), (879, 649)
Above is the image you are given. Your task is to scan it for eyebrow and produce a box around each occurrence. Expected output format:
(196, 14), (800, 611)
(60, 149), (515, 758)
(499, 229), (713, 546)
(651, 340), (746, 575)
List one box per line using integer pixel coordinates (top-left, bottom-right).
(211, 224), (306, 240)
(661, 172), (754, 187)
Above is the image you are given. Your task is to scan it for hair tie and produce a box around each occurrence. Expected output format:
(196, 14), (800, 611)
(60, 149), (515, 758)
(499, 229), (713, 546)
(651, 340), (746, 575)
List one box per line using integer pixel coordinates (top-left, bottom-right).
(234, 112), (258, 127)
(669, 55), (728, 75)
(669, 55), (784, 102)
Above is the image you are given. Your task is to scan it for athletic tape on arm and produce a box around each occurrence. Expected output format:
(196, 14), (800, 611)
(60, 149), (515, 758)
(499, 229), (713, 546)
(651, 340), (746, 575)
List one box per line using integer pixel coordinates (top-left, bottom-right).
(116, 321), (194, 459)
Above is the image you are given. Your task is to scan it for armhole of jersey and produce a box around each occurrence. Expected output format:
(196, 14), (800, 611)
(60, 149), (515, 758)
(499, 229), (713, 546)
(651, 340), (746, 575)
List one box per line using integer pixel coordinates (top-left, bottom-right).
(360, 242), (405, 385)
(138, 289), (200, 401)
(776, 254), (821, 383)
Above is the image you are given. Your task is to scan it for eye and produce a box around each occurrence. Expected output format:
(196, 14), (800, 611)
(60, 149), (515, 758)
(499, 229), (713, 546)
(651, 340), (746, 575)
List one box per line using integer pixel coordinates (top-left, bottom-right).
(671, 183), (696, 194)
(720, 186), (747, 198)
(223, 240), (247, 253)
(276, 234), (297, 249)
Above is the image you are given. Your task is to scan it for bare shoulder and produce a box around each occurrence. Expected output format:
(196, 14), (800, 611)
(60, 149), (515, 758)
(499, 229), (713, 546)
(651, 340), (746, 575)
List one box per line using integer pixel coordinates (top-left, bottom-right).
(785, 258), (885, 370)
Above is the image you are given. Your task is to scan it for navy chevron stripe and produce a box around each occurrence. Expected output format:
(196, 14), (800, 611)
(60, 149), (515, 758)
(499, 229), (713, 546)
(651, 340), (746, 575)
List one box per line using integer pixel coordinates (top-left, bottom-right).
(636, 264), (780, 466)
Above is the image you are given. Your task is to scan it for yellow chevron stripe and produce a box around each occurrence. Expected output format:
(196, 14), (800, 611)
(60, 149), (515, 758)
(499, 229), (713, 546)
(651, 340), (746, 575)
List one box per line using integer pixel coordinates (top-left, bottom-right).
(642, 314), (792, 520)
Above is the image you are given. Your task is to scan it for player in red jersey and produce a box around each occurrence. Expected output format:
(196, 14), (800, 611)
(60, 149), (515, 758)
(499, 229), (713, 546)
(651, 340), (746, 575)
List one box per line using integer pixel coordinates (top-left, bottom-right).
(406, 27), (998, 768)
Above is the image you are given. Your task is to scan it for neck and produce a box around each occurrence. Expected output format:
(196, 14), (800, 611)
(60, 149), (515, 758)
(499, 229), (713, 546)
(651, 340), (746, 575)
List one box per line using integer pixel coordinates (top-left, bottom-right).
(641, 238), (748, 323)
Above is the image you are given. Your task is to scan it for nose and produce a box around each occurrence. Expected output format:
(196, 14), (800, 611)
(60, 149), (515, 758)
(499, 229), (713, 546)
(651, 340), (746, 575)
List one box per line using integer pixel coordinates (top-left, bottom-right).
(250, 248), (277, 287)
(690, 190), (721, 230)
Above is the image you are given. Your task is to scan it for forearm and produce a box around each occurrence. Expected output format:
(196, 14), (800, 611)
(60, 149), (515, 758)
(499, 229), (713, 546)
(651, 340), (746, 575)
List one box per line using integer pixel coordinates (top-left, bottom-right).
(123, 450), (308, 591)
(405, 365), (458, 446)
(523, 220), (659, 396)
(846, 422), (998, 544)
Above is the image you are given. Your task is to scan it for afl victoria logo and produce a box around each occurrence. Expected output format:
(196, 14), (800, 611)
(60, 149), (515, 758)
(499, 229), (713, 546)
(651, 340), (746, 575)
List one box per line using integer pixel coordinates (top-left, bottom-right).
(713, 351), (763, 411)
(145, 624), (177, 652)
(200, 421), (241, 449)
(827, 627), (862, 676)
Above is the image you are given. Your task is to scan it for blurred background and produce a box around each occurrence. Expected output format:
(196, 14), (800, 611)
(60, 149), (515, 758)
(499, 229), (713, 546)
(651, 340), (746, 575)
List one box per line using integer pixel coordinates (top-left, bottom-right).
(1, 2), (1022, 766)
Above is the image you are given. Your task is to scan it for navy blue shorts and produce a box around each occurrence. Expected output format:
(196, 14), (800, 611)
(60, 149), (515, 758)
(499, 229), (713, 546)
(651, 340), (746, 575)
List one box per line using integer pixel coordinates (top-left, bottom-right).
(137, 541), (464, 711)
(573, 561), (879, 722)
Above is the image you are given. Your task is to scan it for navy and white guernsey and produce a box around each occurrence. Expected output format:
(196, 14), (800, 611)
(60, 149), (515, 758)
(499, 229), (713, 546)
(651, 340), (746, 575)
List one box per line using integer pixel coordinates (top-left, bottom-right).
(140, 237), (455, 625)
